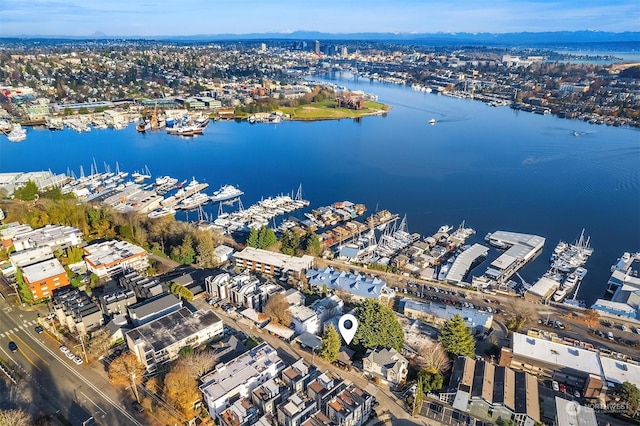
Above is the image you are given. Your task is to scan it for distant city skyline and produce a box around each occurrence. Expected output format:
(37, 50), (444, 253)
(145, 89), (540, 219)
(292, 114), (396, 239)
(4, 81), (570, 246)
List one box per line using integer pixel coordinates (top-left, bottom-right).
(1, 0), (639, 37)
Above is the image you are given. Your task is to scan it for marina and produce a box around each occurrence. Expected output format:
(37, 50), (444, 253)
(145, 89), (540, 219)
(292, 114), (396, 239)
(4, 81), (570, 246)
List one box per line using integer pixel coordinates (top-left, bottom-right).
(525, 230), (594, 304)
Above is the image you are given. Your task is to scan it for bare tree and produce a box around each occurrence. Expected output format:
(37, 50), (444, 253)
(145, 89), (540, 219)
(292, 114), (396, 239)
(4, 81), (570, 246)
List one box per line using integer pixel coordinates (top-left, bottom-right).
(413, 342), (451, 375)
(264, 293), (291, 326)
(87, 328), (113, 360)
(0, 409), (31, 426)
(176, 349), (218, 379)
(108, 352), (146, 402)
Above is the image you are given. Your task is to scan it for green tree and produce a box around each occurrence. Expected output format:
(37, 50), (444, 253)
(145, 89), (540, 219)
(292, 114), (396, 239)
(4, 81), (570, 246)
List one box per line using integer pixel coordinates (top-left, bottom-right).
(319, 324), (341, 363)
(14, 269), (33, 304)
(303, 232), (322, 256)
(194, 231), (215, 267)
(618, 381), (640, 418)
(89, 272), (100, 289)
(353, 299), (404, 352)
(179, 345), (194, 358)
(14, 180), (38, 201)
(66, 246), (85, 264)
(418, 366), (444, 393)
(257, 226), (277, 249)
(246, 227), (259, 248)
(439, 314), (475, 358)
(280, 229), (299, 256)
(171, 234), (195, 265)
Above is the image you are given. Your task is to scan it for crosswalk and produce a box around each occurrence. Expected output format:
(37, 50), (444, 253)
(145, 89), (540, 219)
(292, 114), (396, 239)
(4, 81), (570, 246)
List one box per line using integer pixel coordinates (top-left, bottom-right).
(0, 320), (39, 339)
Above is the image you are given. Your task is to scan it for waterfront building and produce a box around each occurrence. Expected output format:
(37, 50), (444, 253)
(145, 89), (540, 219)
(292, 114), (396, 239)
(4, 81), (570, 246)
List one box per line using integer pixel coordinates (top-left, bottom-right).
(306, 267), (395, 302)
(200, 342), (285, 416)
(233, 247), (314, 279)
(83, 240), (148, 278)
(22, 257), (70, 300)
(591, 252), (640, 321)
(475, 231), (545, 289)
(401, 298), (493, 333)
(441, 356), (540, 426)
(126, 307), (223, 373)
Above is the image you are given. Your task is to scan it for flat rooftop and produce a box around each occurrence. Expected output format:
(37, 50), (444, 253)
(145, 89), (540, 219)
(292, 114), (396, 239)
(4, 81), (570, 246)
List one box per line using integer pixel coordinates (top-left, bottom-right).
(22, 258), (65, 282)
(126, 307), (222, 352)
(446, 243), (489, 283)
(511, 332), (601, 376)
(234, 247), (314, 273)
(84, 240), (146, 266)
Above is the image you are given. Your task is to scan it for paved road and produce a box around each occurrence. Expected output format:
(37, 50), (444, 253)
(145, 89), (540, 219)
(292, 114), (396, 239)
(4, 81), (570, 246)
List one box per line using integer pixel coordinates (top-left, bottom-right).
(0, 296), (144, 426)
(198, 298), (440, 426)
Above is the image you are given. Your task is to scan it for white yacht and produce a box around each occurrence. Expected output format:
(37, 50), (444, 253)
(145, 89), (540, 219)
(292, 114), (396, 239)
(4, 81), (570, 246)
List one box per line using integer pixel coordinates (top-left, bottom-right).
(7, 124), (27, 142)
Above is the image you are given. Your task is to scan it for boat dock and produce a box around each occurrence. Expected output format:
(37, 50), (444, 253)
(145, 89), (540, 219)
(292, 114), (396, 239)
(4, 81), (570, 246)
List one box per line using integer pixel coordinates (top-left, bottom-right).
(444, 243), (489, 285)
(473, 231), (545, 290)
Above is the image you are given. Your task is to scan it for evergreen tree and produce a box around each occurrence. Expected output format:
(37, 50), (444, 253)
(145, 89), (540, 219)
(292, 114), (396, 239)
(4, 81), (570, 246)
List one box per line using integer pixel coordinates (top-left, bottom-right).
(14, 180), (38, 201)
(439, 314), (475, 358)
(247, 228), (259, 247)
(303, 232), (322, 256)
(319, 324), (341, 363)
(418, 366), (444, 393)
(257, 226), (277, 249)
(353, 299), (404, 352)
(280, 229), (295, 255)
(618, 381), (640, 418)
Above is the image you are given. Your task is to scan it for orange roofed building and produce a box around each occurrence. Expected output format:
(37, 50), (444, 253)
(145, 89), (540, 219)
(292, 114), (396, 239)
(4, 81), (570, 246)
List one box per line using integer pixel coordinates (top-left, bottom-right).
(21, 258), (69, 300)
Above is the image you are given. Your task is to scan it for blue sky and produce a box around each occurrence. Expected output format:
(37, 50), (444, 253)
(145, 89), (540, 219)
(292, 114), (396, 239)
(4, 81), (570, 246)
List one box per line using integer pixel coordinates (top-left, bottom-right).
(1, 0), (638, 37)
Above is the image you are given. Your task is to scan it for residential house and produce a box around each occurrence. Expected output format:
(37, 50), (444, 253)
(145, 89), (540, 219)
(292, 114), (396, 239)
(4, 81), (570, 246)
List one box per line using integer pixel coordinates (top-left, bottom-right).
(126, 307), (223, 373)
(326, 384), (374, 426)
(290, 305), (320, 335)
(251, 377), (288, 415)
(363, 347), (408, 385)
(53, 289), (104, 335)
(218, 398), (259, 426)
(307, 371), (346, 412)
(99, 289), (137, 317)
(276, 393), (317, 426)
(200, 343), (286, 415)
(281, 359), (318, 395)
(120, 270), (165, 299)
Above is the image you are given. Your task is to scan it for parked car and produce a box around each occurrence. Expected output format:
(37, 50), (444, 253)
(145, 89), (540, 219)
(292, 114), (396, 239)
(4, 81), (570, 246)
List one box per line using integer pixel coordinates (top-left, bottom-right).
(552, 381), (560, 392)
(8, 341), (17, 352)
(66, 351), (76, 359)
(34, 326), (43, 334)
(73, 356), (83, 365)
(59, 345), (69, 354)
(607, 331), (614, 341)
(559, 383), (567, 393)
(131, 402), (144, 413)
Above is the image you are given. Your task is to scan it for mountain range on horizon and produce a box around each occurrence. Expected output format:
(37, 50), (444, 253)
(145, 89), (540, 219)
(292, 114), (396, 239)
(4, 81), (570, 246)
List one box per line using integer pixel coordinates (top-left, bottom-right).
(4, 30), (640, 46)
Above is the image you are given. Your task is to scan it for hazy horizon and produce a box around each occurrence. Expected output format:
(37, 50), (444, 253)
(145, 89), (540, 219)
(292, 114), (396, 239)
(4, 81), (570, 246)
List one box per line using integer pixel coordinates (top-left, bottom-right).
(2, 0), (639, 38)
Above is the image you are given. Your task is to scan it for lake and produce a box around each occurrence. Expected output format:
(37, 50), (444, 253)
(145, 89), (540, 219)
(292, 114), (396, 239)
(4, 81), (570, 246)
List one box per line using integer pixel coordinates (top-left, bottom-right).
(1, 74), (638, 305)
